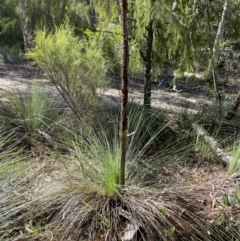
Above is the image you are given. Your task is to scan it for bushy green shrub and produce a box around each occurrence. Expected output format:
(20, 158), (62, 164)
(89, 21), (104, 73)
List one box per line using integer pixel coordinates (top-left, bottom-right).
(27, 23), (108, 120)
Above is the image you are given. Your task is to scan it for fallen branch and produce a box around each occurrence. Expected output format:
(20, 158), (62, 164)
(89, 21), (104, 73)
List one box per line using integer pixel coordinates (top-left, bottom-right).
(192, 124), (233, 164)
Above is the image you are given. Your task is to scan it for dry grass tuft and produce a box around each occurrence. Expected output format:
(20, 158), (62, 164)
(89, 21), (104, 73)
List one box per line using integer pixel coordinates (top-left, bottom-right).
(2, 163), (240, 241)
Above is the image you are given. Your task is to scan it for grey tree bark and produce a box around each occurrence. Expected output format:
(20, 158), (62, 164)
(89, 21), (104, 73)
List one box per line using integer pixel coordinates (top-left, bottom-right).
(212, 0), (228, 65)
(18, 0), (32, 51)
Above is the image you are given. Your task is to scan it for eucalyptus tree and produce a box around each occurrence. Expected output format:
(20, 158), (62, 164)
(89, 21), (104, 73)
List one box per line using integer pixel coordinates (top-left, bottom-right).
(18, 0), (32, 50)
(0, 0), (22, 47)
(87, 0), (122, 72)
(0, 0), (90, 50)
(132, 0), (175, 107)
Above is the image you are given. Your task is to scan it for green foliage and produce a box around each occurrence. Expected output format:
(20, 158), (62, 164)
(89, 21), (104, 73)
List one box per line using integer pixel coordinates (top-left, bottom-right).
(0, 84), (66, 147)
(69, 123), (121, 195)
(228, 142), (240, 175)
(85, 25), (122, 73)
(65, 104), (183, 196)
(0, 126), (28, 206)
(0, 0), (23, 48)
(195, 136), (219, 163)
(129, 40), (143, 75)
(28, 24), (107, 120)
(235, 186), (240, 205)
(0, 46), (24, 63)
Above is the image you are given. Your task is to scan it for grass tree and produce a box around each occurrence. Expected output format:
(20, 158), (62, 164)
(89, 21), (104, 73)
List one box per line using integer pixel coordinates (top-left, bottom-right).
(0, 102), (216, 241)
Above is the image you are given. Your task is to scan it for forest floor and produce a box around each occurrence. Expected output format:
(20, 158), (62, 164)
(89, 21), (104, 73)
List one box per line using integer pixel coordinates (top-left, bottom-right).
(0, 62), (238, 184)
(1, 62), (238, 114)
(1, 62), (240, 240)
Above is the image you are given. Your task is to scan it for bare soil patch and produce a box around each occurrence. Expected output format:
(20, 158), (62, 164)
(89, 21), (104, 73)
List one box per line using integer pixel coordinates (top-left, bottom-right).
(0, 62), (238, 115)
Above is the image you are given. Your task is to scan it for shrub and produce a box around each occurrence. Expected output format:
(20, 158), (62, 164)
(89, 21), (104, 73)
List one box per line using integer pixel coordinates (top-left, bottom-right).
(27, 23), (108, 120)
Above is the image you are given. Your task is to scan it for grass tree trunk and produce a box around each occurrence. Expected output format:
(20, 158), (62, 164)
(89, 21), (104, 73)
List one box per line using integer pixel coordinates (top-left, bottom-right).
(18, 0), (32, 51)
(140, 21), (153, 109)
(120, 0), (129, 186)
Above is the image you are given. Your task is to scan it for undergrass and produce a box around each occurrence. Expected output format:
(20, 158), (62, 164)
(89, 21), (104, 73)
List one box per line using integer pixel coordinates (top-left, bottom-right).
(0, 104), (201, 240)
(2, 103), (237, 240)
(0, 46), (24, 64)
(228, 140), (240, 175)
(1, 84), (240, 240)
(0, 84), (69, 148)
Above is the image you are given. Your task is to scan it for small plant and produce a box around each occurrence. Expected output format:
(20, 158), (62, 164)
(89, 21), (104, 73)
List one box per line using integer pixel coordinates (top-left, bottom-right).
(195, 135), (219, 163)
(228, 142), (240, 175)
(0, 84), (67, 147)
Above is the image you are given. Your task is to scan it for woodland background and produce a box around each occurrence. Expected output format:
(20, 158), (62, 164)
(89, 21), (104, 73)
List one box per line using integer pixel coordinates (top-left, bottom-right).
(1, 0), (240, 240)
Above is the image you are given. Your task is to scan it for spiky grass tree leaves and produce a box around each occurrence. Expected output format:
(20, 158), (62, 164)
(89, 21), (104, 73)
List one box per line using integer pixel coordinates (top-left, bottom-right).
(3, 167), (237, 241)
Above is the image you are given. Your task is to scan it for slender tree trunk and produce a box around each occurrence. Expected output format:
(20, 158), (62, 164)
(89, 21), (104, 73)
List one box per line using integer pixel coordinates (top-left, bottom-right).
(166, 1), (178, 90)
(120, 0), (129, 186)
(212, 0), (228, 65)
(45, 0), (53, 24)
(18, 0), (32, 51)
(140, 21), (153, 108)
(225, 91), (240, 120)
(172, 0), (178, 12)
(207, 0), (228, 116)
(192, 0), (198, 13)
(214, 0), (228, 114)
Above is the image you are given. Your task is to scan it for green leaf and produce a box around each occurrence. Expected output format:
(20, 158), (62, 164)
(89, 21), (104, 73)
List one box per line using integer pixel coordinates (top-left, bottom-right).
(223, 194), (232, 206)
(235, 186), (240, 204)
(160, 207), (167, 215)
